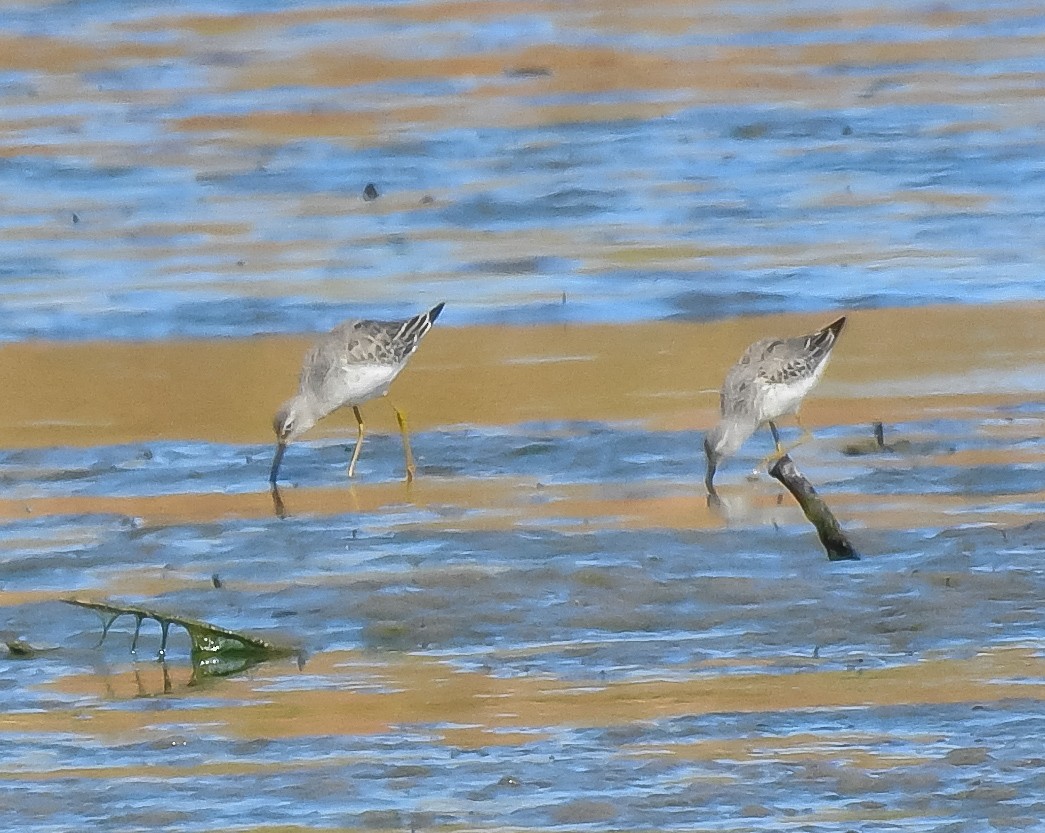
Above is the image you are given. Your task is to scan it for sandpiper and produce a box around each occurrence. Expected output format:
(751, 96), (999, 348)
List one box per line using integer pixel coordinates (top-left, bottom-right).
(704, 316), (846, 494)
(270, 302), (445, 484)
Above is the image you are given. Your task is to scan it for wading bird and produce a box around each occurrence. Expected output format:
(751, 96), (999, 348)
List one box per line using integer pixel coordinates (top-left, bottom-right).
(270, 303), (444, 484)
(704, 316), (846, 495)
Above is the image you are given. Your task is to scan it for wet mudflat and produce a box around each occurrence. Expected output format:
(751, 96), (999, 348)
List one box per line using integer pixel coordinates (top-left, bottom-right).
(2, 309), (1044, 832)
(1, 0), (1045, 830)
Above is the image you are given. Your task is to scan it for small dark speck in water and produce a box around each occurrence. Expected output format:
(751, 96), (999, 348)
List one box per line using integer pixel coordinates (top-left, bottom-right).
(71, 212), (79, 224)
(211, 573), (223, 588)
(730, 122), (770, 140)
(363, 183), (379, 201)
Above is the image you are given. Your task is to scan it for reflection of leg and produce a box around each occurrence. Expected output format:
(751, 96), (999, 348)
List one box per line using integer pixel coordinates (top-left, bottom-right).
(270, 483), (287, 519)
(392, 403), (416, 482)
(348, 406), (365, 478)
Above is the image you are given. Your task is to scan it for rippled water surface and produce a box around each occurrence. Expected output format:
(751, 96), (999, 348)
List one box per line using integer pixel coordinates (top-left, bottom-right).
(1, 0), (1044, 338)
(1, 1), (1045, 831)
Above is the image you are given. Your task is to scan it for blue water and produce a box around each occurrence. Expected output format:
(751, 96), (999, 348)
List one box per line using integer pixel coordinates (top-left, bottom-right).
(0, 2), (1043, 341)
(2, 2), (1045, 831)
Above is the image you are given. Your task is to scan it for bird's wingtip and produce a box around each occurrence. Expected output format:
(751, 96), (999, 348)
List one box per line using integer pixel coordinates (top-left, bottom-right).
(428, 301), (446, 322)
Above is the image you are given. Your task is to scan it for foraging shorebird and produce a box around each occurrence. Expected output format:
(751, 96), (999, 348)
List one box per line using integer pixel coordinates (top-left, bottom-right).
(704, 316), (846, 494)
(269, 303), (445, 484)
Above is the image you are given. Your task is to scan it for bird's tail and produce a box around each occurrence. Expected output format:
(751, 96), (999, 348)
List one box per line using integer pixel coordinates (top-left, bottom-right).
(804, 315), (846, 360)
(395, 302), (446, 352)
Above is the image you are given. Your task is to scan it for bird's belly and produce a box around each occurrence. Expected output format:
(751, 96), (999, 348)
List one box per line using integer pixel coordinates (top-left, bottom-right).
(326, 363), (403, 409)
(759, 374), (819, 421)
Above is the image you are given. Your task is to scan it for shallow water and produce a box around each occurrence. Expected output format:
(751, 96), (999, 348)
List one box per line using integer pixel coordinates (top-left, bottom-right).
(1, 0), (1045, 339)
(1, 1), (1045, 831)
(3, 388), (1044, 831)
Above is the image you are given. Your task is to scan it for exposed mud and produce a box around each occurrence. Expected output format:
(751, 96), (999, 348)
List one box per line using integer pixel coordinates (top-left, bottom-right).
(2, 303), (1041, 448)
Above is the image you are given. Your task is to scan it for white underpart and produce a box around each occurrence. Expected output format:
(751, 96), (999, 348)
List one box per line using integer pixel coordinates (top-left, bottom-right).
(325, 361), (404, 409)
(758, 356), (831, 424)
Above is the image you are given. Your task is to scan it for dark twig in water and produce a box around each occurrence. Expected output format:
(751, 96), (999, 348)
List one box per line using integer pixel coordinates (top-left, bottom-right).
(769, 455), (859, 561)
(843, 421), (915, 456)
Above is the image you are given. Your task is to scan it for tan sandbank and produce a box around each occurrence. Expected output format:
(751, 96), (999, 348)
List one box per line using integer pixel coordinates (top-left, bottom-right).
(0, 303), (1041, 450)
(3, 645), (1042, 742)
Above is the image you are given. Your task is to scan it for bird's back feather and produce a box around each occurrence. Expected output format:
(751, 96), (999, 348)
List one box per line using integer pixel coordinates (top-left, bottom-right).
(298, 303), (445, 411)
(720, 316), (846, 420)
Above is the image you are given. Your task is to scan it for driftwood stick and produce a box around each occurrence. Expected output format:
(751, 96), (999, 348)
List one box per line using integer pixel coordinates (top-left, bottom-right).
(769, 454), (859, 561)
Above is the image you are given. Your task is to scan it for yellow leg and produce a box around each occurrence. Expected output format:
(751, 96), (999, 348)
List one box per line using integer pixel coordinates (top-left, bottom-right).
(757, 416), (815, 471)
(392, 403), (416, 482)
(752, 418), (817, 472)
(753, 421), (786, 471)
(347, 406), (365, 478)
(778, 413), (814, 457)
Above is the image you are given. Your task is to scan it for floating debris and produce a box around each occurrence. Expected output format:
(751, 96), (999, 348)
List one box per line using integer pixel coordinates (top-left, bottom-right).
(730, 122), (770, 140)
(64, 597), (299, 677)
(842, 421), (915, 456)
(504, 65), (551, 78)
(4, 638), (59, 659)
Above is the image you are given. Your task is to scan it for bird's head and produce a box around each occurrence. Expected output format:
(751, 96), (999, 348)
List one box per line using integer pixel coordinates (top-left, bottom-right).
(270, 396), (319, 484)
(703, 420), (750, 494)
(272, 396), (317, 445)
